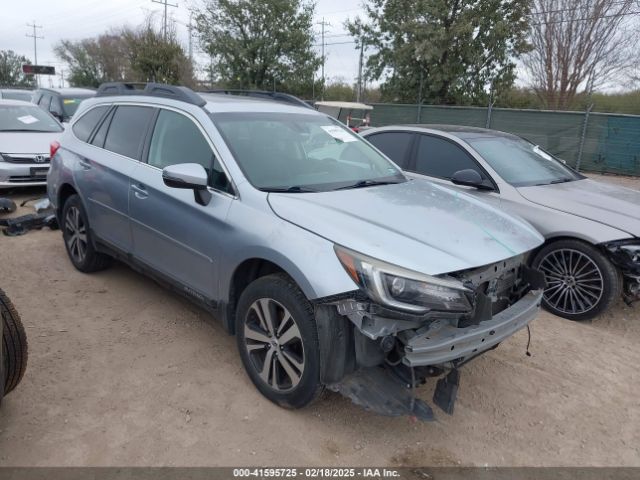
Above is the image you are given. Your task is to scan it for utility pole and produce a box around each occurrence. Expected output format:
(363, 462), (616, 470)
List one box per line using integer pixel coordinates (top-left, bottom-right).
(59, 68), (65, 88)
(317, 18), (330, 100)
(25, 21), (43, 87)
(151, 0), (178, 41)
(356, 40), (365, 103)
(188, 12), (193, 62)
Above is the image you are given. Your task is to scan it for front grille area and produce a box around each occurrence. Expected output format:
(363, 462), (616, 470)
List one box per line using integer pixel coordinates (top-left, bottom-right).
(8, 174), (48, 183)
(2, 154), (50, 164)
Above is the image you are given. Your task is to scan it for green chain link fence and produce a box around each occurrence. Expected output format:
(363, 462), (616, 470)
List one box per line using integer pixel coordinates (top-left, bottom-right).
(368, 103), (640, 176)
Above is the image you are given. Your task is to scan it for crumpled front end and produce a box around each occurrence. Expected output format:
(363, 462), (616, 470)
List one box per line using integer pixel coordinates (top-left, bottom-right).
(318, 252), (545, 421)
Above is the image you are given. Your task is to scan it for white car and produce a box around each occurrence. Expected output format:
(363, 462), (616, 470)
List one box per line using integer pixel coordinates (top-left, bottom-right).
(0, 99), (64, 189)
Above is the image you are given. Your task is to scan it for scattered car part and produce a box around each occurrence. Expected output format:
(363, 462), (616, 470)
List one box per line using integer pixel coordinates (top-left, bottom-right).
(1, 288), (28, 403)
(0, 212), (58, 236)
(0, 198), (16, 213)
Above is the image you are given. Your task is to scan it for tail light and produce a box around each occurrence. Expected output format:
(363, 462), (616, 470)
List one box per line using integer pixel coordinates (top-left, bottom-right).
(50, 141), (61, 159)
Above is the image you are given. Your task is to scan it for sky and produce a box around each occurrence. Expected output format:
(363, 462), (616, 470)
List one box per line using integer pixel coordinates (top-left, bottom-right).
(1, 0), (366, 87)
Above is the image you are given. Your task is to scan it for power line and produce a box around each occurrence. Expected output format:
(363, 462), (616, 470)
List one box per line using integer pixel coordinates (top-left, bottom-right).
(25, 21), (44, 87)
(151, 0), (178, 40)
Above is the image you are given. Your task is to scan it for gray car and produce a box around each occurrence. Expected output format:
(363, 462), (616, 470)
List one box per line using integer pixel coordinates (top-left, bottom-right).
(32, 87), (96, 123)
(47, 83), (545, 419)
(0, 99), (64, 189)
(362, 125), (640, 320)
(0, 89), (33, 102)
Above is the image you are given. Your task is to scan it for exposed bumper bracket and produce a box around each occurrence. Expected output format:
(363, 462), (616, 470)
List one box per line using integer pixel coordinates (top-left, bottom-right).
(433, 369), (459, 415)
(328, 367), (435, 422)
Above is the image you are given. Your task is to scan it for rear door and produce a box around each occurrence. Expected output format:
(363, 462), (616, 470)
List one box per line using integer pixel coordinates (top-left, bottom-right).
(79, 104), (156, 252)
(128, 107), (235, 302)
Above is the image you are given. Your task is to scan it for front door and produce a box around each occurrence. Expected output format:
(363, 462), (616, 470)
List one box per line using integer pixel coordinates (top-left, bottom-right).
(128, 108), (235, 302)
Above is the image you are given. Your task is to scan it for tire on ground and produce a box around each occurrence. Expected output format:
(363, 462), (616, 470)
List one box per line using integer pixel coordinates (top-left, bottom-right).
(1, 288), (28, 395)
(531, 238), (622, 321)
(235, 273), (324, 409)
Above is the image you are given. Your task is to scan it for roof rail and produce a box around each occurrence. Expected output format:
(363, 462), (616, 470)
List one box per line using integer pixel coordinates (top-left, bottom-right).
(203, 89), (313, 109)
(96, 82), (206, 107)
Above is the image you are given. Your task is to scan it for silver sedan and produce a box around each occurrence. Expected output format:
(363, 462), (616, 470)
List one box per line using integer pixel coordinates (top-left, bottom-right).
(362, 125), (640, 320)
(0, 99), (64, 189)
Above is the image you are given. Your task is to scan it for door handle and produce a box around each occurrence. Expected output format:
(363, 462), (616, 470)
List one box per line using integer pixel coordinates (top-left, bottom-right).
(131, 184), (148, 199)
(78, 160), (91, 170)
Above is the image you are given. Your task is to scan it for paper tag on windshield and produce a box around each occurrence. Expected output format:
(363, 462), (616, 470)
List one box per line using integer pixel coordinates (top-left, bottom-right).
(17, 115), (39, 125)
(321, 125), (357, 142)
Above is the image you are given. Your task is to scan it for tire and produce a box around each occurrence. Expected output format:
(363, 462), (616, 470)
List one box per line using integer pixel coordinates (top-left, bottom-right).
(1, 288), (28, 396)
(61, 194), (111, 273)
(235, 273), (324, 409)
(531, 239), (622, 321)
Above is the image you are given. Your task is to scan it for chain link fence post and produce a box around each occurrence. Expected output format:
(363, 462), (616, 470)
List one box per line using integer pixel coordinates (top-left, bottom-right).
(485, 93), (494, 129)
(576, 103), (593, 172)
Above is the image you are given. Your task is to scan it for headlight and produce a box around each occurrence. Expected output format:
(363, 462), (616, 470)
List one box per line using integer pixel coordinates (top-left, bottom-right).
(334, 245), (473, 313)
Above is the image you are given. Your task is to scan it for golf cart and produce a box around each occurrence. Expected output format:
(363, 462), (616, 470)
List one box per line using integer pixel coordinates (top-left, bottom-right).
(315, 101), (373, 132)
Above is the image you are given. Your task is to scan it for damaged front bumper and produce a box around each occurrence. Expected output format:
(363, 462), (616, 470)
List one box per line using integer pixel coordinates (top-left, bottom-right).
(402, 289), (543, 367)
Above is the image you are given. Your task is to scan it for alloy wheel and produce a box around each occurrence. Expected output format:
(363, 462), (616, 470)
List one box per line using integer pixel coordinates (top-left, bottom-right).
(64, 206), (87, 264)
(538, 248), (604, 315)
(243, 298), (305, 392)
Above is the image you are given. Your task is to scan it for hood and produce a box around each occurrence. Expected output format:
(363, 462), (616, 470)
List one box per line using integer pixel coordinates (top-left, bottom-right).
(517, 179), (640, 237)
(0, 131), (62, 155)
(268, 179), (543, 276)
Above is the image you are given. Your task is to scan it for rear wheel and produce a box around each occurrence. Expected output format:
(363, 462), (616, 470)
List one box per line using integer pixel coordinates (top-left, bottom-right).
(532, 239), (621, 321)
(62, 195), (111, 273)
(235, 274), (323, 409)
(1, 288), (28, 396)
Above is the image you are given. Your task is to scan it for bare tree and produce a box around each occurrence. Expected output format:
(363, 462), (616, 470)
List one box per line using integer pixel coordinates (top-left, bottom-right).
(524, 0), (638, 109)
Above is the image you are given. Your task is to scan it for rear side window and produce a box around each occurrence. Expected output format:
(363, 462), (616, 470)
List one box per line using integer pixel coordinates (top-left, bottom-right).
(366, 132), (414, 168)
(415, 134), (484, 179)
(72, 106), (109, 142)
(104, 106), (155, 160)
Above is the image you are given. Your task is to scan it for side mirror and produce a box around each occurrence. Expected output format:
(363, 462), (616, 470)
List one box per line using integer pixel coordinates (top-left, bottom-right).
(162, 163), (212, 206)
(451, 169), (494, 191)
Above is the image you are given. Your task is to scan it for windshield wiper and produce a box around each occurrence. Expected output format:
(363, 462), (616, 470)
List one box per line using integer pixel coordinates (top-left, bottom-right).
(261, 186), (319, 193)
(334, 179), (404, 190)
(0, 129), (56, 133)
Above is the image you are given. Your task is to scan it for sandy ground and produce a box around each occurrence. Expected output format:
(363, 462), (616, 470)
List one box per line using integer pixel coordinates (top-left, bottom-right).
(0, 174), (639, 467)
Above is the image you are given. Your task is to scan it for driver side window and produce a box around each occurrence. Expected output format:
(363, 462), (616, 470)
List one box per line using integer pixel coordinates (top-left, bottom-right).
(415, 134), (484, 180)
(148, 109), (233, 194)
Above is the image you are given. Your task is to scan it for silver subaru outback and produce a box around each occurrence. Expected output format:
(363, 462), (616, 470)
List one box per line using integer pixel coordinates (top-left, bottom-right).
(47, 83), (545, 420)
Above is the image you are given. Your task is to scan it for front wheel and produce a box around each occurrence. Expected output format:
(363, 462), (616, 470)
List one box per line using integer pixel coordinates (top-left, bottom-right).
(235, 274), (323, 409)
(531, 239), (622, 321)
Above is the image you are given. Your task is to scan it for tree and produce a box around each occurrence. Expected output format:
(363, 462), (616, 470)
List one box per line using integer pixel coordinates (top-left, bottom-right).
(347, 0), (531, 105)
(55, 17), (194, 87)
(54, 35), (128, 87)
(524, 0), (637, 110)
(122, 18), (194, 86)
(0, 50), (33, 87)
(195, 0), (321, 95)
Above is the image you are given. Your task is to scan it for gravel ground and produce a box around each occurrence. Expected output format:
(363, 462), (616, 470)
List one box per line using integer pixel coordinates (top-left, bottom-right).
(0, 174), (638, 467)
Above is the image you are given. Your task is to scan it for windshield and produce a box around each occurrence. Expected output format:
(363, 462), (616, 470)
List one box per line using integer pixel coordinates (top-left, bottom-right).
(465, 135), (583, 187)
(2, 91), (33, 102)
(0, 104), (63, 132)
(213, 112), (405, 191)
(61, 96), (93, 118)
